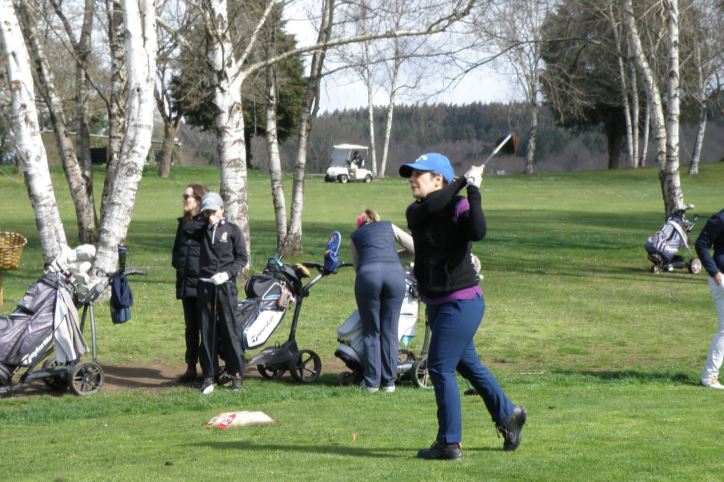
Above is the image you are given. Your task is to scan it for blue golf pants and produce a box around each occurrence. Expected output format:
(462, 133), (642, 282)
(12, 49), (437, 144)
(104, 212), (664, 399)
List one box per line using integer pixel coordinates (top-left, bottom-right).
(355, 263), (406, 388)
(426, 294), (514, 444)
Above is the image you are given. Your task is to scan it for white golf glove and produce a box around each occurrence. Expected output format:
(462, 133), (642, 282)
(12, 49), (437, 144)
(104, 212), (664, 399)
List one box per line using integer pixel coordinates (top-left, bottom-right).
(464, 165), (484, 188)
(210, 272), (229, 285)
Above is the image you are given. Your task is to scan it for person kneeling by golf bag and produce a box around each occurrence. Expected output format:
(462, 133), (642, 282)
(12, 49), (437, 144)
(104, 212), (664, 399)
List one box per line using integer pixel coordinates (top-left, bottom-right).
(183, 192), (248, 394)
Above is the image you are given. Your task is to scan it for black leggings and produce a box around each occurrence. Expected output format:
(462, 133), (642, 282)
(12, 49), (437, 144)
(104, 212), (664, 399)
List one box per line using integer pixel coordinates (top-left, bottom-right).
(181, 297), (200, 366)
(197, 282), (244, 378)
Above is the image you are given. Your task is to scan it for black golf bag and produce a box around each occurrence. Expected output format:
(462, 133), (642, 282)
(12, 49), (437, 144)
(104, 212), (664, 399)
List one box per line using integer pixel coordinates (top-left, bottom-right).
(237, 258), (305, 350)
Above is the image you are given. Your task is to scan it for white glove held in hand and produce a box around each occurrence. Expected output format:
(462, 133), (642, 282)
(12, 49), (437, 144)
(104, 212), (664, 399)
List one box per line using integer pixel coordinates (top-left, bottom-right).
(211, 272), (229, 285)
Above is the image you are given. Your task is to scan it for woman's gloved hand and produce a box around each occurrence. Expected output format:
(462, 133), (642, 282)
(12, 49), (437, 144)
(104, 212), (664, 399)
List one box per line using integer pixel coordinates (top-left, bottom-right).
(464, 165), (484, 188)
(210, 272), (230, 285)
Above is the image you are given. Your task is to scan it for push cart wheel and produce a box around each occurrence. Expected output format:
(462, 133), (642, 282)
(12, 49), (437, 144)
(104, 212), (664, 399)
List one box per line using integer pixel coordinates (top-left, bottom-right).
(42, 359), (67, 390)
(68, 361), (104, 396)
(412, 356), (433, 389)
(650, 265), (660, 274)
(688, 258), (702, 274)
(290, 349), (322, 383)
(337, 370), (362, 386)
(257, 365), (285, 380)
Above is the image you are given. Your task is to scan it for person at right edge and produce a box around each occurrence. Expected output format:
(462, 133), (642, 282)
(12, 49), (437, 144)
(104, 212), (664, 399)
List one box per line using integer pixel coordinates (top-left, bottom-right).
(399, 153), (526, 460)
(694, 208), (724, 389)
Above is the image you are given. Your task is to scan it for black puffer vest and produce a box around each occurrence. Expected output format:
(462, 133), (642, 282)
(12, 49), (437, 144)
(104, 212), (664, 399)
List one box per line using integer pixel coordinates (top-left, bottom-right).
(408, 195), (478, 297)
(172, 217), (201, 299)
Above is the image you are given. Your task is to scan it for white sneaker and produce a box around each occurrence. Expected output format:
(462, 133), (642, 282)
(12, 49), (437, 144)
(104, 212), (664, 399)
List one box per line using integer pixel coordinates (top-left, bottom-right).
(201, 378), (215, 395)
(360, 383), (378, 393)
(701, 377), (724, 389)
(382, 385), (396, 393)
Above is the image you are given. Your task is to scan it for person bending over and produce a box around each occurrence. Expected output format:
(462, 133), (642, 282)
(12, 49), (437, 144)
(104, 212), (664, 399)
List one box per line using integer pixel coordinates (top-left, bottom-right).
(350, 208), (414, 393)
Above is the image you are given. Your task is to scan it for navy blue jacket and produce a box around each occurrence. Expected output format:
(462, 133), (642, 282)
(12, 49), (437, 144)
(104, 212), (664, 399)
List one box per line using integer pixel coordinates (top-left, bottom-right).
(351, 221), (401, 270)
(695, 210), (724, 278)
(183, 218), (248, 280)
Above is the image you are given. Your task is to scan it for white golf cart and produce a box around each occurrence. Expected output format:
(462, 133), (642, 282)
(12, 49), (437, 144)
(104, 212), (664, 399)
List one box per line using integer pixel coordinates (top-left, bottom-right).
(324, 144), (373, 183)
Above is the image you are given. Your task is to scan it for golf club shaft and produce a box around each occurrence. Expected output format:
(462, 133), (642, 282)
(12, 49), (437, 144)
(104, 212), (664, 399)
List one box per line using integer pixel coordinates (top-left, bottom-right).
(480, 133), (512, 167)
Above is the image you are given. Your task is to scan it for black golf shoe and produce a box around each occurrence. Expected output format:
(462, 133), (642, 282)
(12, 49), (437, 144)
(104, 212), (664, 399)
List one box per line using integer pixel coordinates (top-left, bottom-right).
(497, 405), (527, 451)
(416, 440), (462, 460)
(179, 366), (197, 383)
(231, 375), (243, 392)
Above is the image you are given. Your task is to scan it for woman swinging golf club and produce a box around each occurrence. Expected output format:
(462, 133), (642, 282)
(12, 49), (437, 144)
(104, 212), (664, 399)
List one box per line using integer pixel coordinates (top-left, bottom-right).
(399, 153), (526, 460)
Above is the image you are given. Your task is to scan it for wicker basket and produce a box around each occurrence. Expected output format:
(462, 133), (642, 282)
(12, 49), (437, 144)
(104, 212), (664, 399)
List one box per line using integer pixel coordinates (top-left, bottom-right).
(0, 232), (27, 271)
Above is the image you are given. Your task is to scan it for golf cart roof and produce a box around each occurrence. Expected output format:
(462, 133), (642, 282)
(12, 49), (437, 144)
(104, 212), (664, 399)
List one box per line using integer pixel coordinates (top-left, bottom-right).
(333, 144), (368, 151)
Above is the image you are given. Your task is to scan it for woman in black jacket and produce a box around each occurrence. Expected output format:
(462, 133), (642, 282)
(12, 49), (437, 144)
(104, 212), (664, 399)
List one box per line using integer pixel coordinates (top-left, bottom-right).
(171, 184), (208, 382)
(399, 153), (526, 460)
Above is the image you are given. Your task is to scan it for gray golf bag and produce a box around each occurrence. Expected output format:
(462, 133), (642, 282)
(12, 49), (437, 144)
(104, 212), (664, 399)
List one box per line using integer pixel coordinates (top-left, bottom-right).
(0, 269), (87, 386)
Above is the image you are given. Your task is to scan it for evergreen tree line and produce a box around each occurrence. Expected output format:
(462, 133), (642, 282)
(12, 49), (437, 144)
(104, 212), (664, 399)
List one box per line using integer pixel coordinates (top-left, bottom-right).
(243, 100), (723, 176)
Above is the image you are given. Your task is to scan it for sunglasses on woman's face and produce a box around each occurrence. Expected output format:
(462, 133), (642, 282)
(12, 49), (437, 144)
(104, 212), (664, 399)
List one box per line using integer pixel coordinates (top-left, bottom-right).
(182, 194), (197, 200)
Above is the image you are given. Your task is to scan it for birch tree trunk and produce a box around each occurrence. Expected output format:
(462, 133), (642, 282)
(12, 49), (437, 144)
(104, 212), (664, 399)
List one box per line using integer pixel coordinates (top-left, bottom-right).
(202, 0), (251, 262)
(628, 41), (639, 167)
(640, 99), (649, 167)
(74, 0), (94, 181)
(281, 0), (334, 257)
(688, 108), (706, 176)
(50, 0), (97, 223)
(94, 0), (156, 274)
(265, 63), (288, 250)
(1, 0), (66, 262)
(608, 1), (634, 168)
(157, 118), (178, 178)
(101, 0), (127, 219)
(661, 0), (683, 214)
(525, 90), (538, 175)
(622, 0), (683, 216)
(17, 0), (97, 243)
(364, 42), (378, 177)
(378, 35), (402, 179)
(688, 43), (706, 176)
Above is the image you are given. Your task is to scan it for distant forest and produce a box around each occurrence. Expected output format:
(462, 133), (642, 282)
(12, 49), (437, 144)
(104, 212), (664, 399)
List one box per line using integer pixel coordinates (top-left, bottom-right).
(177, 101), (724, 176)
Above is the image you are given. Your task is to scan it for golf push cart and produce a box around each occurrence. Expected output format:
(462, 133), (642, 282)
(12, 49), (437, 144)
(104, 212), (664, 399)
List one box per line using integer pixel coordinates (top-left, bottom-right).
(222, 232), (350, 384)
(0, 245), (144, 397)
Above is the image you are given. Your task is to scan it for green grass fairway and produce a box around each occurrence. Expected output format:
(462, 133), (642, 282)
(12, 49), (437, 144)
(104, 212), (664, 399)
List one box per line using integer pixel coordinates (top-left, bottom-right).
(1, 163), (724, 481)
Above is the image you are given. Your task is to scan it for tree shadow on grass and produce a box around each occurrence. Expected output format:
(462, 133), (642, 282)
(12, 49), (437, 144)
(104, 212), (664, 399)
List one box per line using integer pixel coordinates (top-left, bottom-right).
(552, 369), (698, 386)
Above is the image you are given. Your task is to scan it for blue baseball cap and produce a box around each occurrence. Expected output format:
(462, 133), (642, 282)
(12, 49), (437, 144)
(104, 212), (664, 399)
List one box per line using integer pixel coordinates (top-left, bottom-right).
(399, 153), (454, 183)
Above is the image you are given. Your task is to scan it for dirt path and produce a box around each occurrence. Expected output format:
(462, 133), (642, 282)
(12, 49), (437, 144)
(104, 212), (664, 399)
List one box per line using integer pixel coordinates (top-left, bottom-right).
(7, 357), (351, 397)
